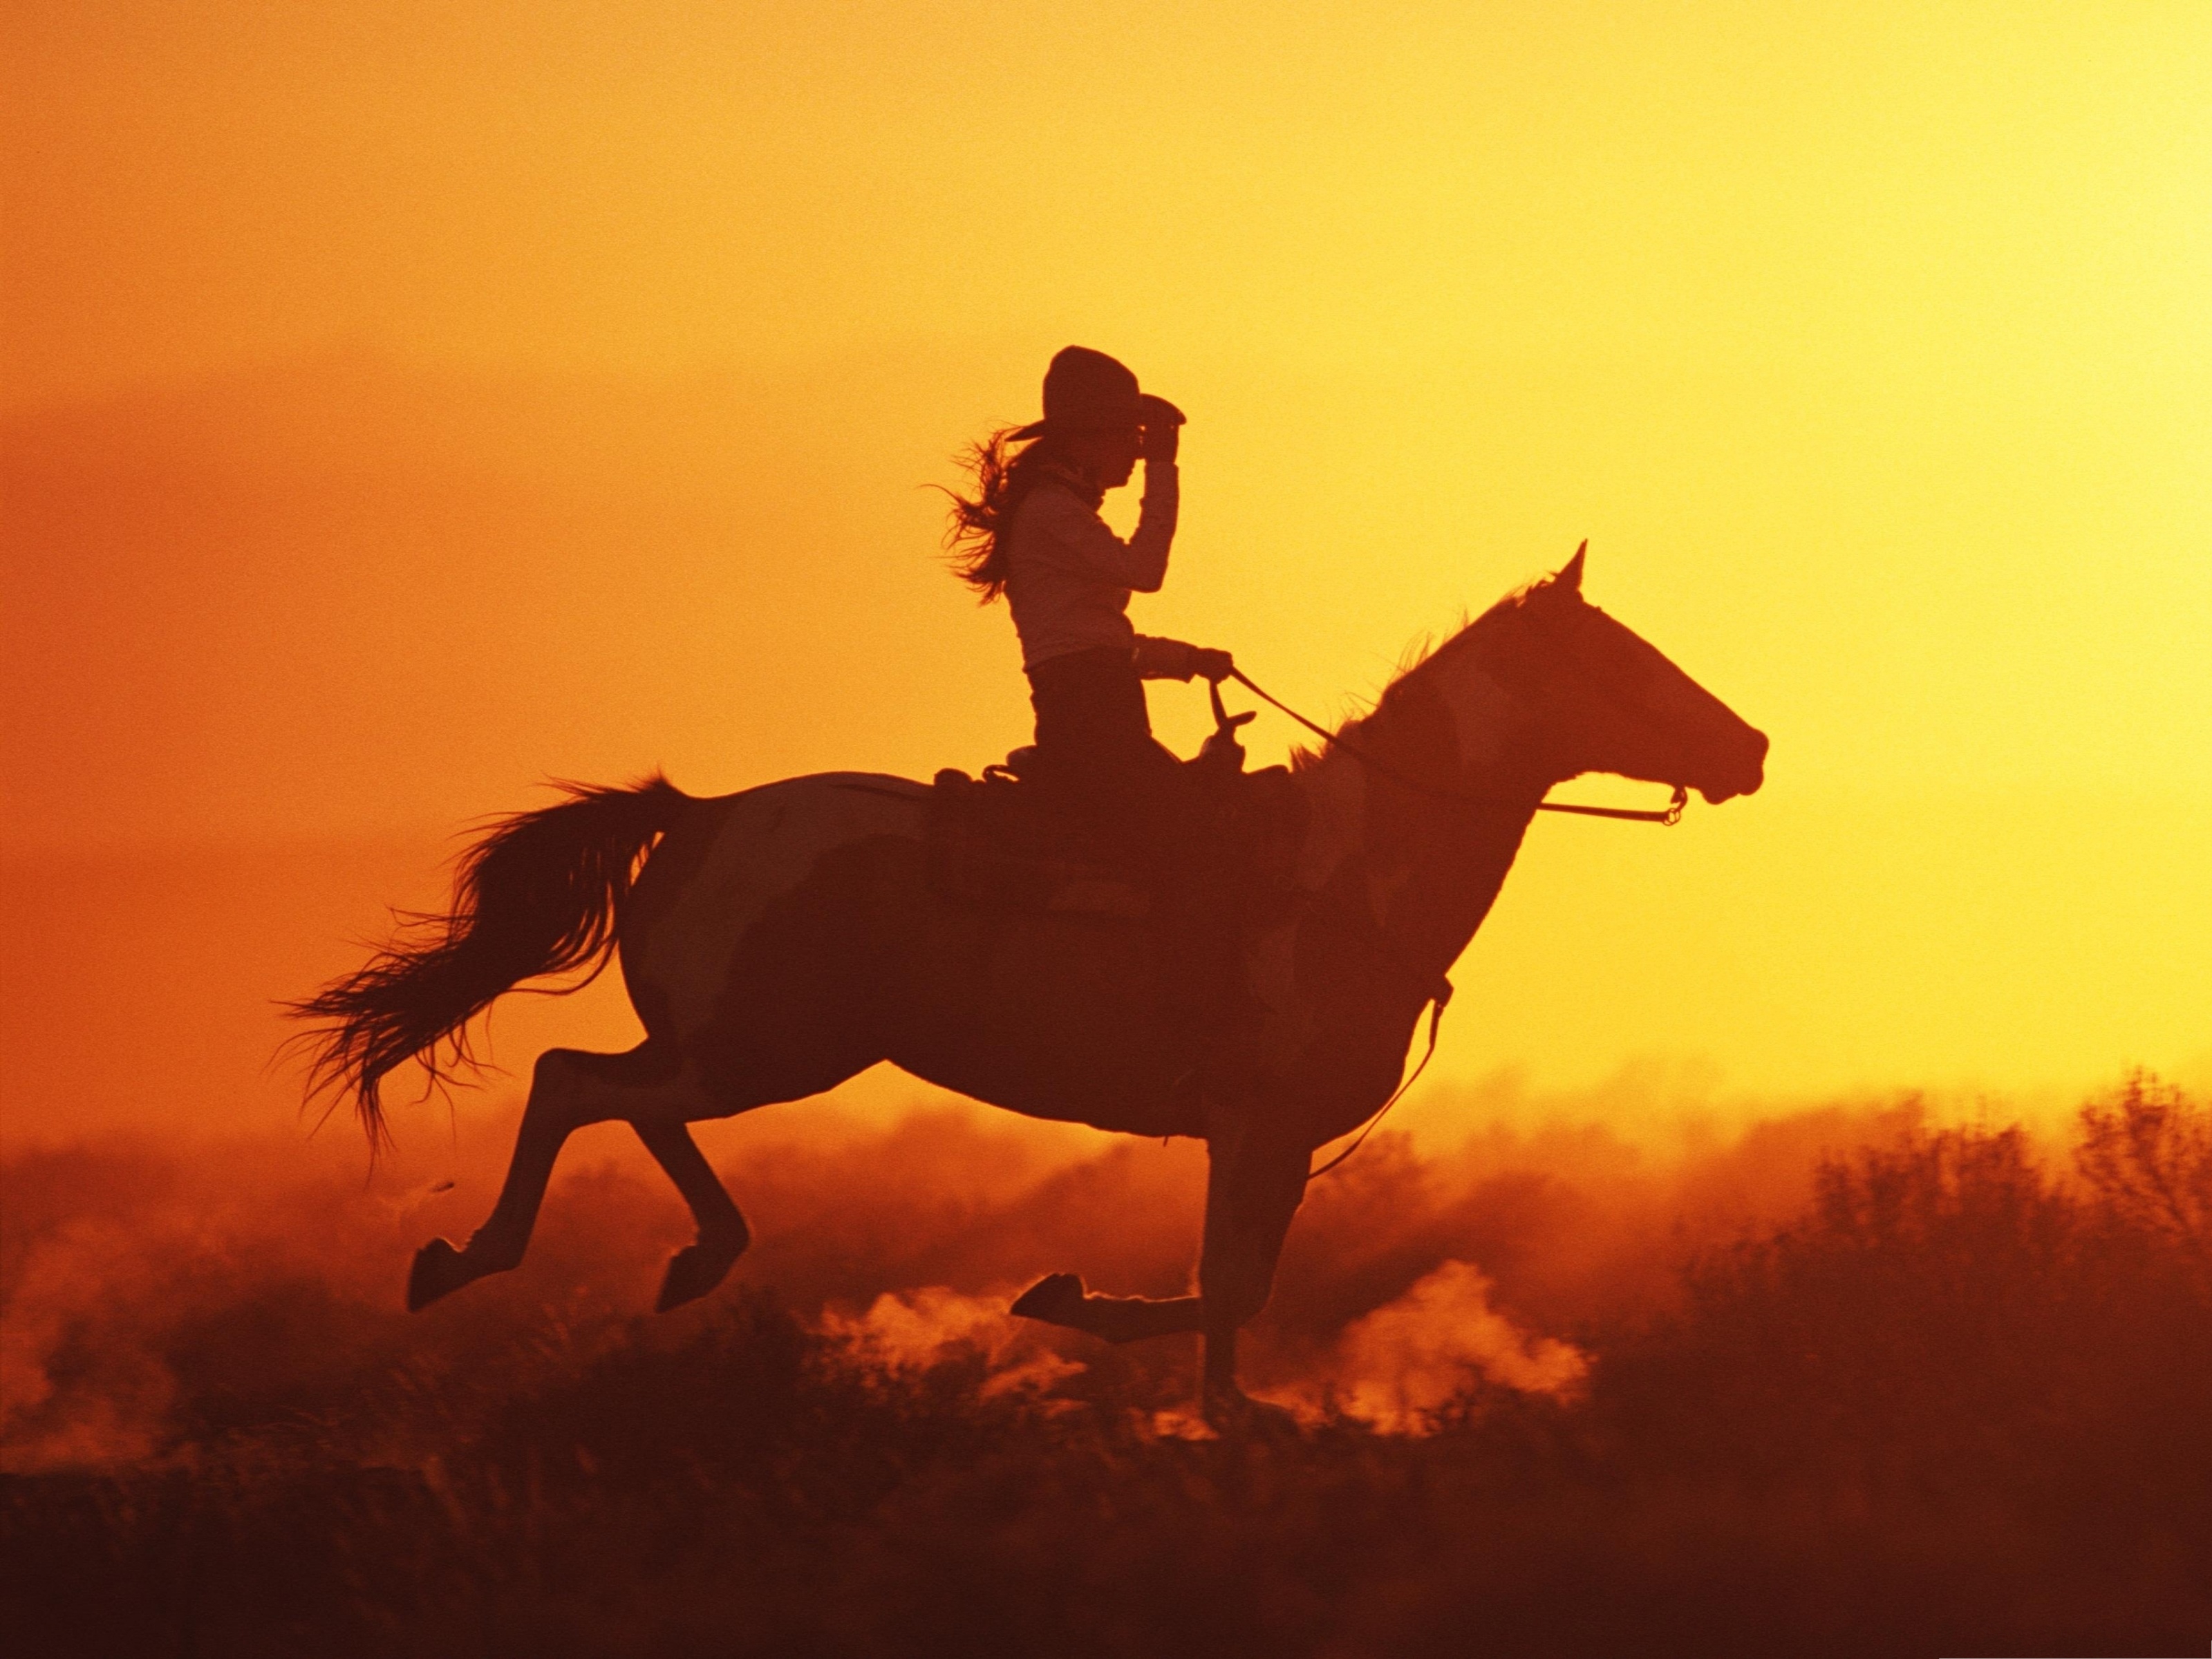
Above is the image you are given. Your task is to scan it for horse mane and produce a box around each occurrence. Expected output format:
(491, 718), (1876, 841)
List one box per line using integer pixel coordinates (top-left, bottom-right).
(1286, 570), (1568, 772)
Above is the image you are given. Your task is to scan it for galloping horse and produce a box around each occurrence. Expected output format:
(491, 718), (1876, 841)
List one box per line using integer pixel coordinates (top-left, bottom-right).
(294, 546), (1765, 1420)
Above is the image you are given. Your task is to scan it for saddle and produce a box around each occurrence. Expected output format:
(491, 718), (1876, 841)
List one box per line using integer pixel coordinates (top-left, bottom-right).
(926, 705), (1306, 924)
(928, 764), (1150, 918)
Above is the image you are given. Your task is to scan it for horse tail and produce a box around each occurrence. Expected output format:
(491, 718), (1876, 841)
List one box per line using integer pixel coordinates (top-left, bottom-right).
(287, 773), (691, 1150)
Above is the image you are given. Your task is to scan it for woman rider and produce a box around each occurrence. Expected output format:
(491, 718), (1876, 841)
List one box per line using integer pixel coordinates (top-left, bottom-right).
(944, 346), (1248, 1063)
(945, 345), (1234, 796)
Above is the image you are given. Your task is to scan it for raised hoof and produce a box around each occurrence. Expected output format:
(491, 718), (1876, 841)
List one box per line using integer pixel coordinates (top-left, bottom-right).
(1009, 1272), (1087, 1327)
(655, 1234), (746, 1313)
(407, 1237), (478, 1311)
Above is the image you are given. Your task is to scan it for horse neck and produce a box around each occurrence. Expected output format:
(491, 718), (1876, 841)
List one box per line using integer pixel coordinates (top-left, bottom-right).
(1288, 642), (1553, 981)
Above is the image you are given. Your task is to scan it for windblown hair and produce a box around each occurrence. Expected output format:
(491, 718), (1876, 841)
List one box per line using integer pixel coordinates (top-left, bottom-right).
(939, 426), (1065, 602)
(285, 774), (688, 1151)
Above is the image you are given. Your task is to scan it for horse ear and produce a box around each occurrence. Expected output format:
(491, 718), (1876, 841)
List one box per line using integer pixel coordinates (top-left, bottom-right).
(1557, 541), (1586, 594)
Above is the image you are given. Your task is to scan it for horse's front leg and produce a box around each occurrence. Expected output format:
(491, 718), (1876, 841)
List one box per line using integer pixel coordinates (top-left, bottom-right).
(1198, 1123), (1310, 1427)
(1009, 1275), (1206, 1342)
(1008, 1123), (1309, 1423)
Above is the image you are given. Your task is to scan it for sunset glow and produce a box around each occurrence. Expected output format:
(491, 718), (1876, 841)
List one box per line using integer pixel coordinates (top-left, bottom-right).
(6, 10), (2211, 1652)
(8, 2), (2206, 1147)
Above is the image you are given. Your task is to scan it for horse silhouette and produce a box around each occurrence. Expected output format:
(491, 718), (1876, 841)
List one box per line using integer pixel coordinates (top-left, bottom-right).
(292, 545), (1765, 1423)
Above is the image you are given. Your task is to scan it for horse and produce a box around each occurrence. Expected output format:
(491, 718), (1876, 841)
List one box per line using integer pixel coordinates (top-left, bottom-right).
(292, 545), (1766, 1423)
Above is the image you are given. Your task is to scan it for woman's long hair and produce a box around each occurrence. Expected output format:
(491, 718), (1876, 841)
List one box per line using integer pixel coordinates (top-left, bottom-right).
(941, 426), (1064, 602)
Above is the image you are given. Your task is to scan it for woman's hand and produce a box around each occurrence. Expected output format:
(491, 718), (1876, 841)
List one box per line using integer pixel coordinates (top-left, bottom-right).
(1138, 394), (1184, 465)
(1133, 636), (1230, 683)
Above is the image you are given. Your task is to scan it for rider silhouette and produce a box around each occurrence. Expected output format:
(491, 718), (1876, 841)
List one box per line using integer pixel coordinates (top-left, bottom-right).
(946, 346), (1253, 1076)
(946, 346), (1233, 792)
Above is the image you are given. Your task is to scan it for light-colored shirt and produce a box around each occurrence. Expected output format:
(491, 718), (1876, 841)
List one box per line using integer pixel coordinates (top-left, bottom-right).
(1003, 462), (1199, 677)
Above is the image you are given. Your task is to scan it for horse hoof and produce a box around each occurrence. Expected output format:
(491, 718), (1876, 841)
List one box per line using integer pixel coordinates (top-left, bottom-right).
(407, 1237), (476, 1311)
(655, 1234), (745, 1313)
(1009, 1272), (1087, 1327)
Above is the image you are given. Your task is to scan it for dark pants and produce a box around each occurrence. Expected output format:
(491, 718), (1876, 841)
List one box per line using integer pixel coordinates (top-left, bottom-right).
(1025, 646), (1180, 805)
(1025, 646), (1244, 1048)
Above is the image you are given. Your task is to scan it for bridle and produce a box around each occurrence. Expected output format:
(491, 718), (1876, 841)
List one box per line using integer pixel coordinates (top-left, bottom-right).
(1216, 669), (1688, 826)
(1208, 669), (1685, 1180)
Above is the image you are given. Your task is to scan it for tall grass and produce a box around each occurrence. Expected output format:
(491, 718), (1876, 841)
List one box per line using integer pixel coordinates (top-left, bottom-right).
(3, 1077), (2206, 1658)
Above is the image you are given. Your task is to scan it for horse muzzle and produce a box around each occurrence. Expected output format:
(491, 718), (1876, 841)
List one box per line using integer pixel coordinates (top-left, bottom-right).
(1695, 727), (1769, 805)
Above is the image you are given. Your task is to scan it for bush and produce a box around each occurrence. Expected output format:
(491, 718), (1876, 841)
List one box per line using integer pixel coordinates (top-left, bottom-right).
(5, 1083), (2209, 1657)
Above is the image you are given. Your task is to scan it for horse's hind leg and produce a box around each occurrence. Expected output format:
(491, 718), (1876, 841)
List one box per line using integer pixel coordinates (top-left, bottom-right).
(409, 1043), (658, 1310)
(634, 1119), (749, 1311)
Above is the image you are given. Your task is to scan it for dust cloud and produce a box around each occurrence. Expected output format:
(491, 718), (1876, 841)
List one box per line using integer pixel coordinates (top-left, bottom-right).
(0, 1085), (1928, 1473)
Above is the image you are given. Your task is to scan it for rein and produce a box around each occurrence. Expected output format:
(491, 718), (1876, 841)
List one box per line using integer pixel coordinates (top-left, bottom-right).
(1215, 668), (1681, 1181)
(1305, 984), (1450, 1182)
(1222, 668), (1688, 825)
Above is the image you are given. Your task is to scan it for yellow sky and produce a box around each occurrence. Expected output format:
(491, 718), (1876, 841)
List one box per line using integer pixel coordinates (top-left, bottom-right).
(3, 1), (2207, 1126)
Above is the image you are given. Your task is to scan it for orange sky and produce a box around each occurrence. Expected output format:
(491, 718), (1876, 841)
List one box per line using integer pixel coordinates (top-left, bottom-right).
(3, 1), (2207, 1145)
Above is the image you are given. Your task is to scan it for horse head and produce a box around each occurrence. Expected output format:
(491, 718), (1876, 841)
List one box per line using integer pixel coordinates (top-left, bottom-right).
(1427, 543), (1768, 807)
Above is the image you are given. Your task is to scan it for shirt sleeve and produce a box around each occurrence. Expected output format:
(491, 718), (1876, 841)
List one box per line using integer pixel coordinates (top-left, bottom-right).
(1132, 636), (1201, 680)
(1027, 462), (1179, 592)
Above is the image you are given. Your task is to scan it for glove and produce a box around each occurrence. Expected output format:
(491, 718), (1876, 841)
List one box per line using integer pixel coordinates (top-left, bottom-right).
(1190, 648), (1235, 682)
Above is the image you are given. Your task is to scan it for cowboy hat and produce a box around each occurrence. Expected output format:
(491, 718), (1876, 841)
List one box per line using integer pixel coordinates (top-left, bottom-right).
(1010, 346), (1185, 440)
